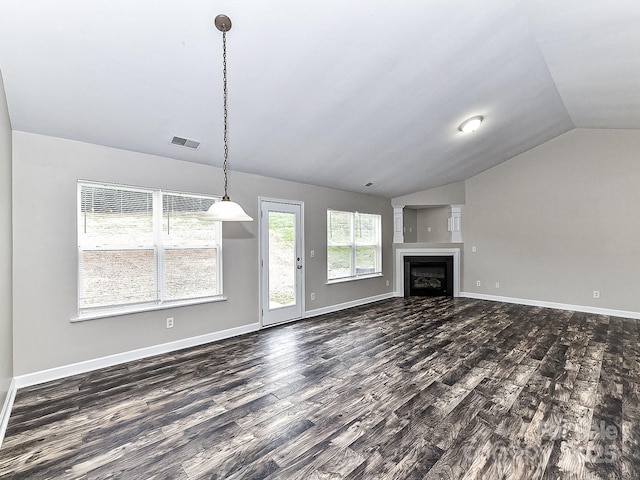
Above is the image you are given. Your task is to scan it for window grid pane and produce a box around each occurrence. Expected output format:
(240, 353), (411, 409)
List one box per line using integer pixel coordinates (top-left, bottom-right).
(163, 248), (217, 301)
(327, 210), (352, 245)
(163, 194), (216, 246)
(80, 185), (154, 247)
(328, 246), (352, 280)
(79, 249), (156, 309)
(355, 213), (379, 245)
(355, 245), (377, 275)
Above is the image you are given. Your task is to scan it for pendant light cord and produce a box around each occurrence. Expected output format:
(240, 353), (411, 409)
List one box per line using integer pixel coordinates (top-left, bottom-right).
(221, 26), (230, 200)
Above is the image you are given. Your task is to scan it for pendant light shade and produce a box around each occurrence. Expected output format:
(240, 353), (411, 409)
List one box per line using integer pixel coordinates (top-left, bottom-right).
(206, 197), (253, 222)
(205, 14), (253, 222)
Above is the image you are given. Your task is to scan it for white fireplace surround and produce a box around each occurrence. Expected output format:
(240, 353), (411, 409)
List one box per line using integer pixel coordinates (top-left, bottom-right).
(395, 247), (460, 297)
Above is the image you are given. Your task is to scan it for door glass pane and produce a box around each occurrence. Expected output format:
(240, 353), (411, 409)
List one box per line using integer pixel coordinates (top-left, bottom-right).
(269, 211), (296, 309)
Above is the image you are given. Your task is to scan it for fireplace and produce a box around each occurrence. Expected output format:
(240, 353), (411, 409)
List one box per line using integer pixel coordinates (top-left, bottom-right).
(395, 248), (460, 298)
(404, 256), (454, 297)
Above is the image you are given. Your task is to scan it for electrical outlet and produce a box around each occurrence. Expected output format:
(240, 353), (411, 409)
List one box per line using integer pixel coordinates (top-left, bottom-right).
(310, 250), (315, 258)
(427, 227), (432, 232)
(166, 317), (174, 328)
(310, 292), (316, 301)
(476, 280), (481, 287)
(495, 282), (500, 289)
(593, 290), (600, 299)
(385, 280), (390, 287)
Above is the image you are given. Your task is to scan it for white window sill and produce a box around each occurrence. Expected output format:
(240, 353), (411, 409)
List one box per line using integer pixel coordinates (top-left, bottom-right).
(71, 296), (227, 323)
(326, 272), (383, 285)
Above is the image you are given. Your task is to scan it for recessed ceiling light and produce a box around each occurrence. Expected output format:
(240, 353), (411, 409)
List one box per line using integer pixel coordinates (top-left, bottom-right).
(458, 115), (483, 133)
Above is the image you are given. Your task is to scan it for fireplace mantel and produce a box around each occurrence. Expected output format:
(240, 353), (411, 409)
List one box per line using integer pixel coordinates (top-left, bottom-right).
(395, 247), (460, 297)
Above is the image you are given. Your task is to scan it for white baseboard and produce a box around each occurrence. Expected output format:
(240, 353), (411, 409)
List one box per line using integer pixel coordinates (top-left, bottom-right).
(14, 322), (260, 389)
(0, 378), (17, 449)
(2, 292), (393, 445)
(10, 292), (637, 389)
(304, 292), (395, 319)
(8, 292), (395, 390)
(460, 292), (640, 320)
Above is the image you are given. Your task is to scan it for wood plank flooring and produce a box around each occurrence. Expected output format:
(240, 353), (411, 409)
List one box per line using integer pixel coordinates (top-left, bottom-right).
(1, 297), (639, 479)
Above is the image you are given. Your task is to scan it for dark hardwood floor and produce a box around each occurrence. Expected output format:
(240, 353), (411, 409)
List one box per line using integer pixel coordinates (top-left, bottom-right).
(1, 297), (639, 479)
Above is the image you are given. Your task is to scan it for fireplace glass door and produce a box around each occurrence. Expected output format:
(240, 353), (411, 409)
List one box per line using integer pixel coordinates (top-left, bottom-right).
(404, 256), (454, 297)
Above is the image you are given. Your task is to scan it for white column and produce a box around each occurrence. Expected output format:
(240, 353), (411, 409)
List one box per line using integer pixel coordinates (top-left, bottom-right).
(448, 205), (463, 243)
(393, 205), (405, 244)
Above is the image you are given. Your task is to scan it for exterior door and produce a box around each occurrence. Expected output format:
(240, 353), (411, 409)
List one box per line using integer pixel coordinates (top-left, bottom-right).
(260, 199), (303, 326)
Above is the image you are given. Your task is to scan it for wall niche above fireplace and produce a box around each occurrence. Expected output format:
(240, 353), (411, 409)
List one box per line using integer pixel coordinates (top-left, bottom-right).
(404, 256), (454, 297)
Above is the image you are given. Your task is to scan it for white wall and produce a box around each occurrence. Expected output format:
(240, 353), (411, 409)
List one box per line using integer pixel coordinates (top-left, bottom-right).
(12, 132), (393, 375)
(464, 129), (640, 313)
(402, 208), (417, 243)
(392, 181), (465, 207)
(0, 71), (12, 409)
(13, 126), (639, 377)
(416, 207), (451, 243)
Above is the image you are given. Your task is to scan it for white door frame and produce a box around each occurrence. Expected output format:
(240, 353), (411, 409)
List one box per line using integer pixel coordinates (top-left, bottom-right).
(258, 197), (305, 327)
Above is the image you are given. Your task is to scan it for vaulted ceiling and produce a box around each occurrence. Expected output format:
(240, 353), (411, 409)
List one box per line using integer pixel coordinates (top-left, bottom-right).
(0, 1), (638, 198)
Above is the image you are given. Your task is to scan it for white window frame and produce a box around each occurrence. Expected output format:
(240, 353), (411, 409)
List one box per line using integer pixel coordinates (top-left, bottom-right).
(327, 209), (382, 283)
(75, 181), (224, 321)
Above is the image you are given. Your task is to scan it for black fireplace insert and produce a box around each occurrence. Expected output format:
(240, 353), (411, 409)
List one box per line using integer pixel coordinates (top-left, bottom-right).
(403, 255), (454, 297)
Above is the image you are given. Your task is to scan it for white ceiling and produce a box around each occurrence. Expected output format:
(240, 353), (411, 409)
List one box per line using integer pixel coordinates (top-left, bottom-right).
(0, 0), (638, 198)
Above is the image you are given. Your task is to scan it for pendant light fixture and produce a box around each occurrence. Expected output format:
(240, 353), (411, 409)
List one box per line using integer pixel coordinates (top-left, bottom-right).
(205, 14), (253, 222)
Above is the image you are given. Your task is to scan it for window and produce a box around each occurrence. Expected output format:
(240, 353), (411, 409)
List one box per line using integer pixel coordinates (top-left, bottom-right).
(77, 182), (221, 316)
(327, 209), (382, 281)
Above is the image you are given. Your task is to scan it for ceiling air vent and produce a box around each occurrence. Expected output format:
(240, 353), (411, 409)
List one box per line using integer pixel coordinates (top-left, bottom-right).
(170, 136), (200, 150)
